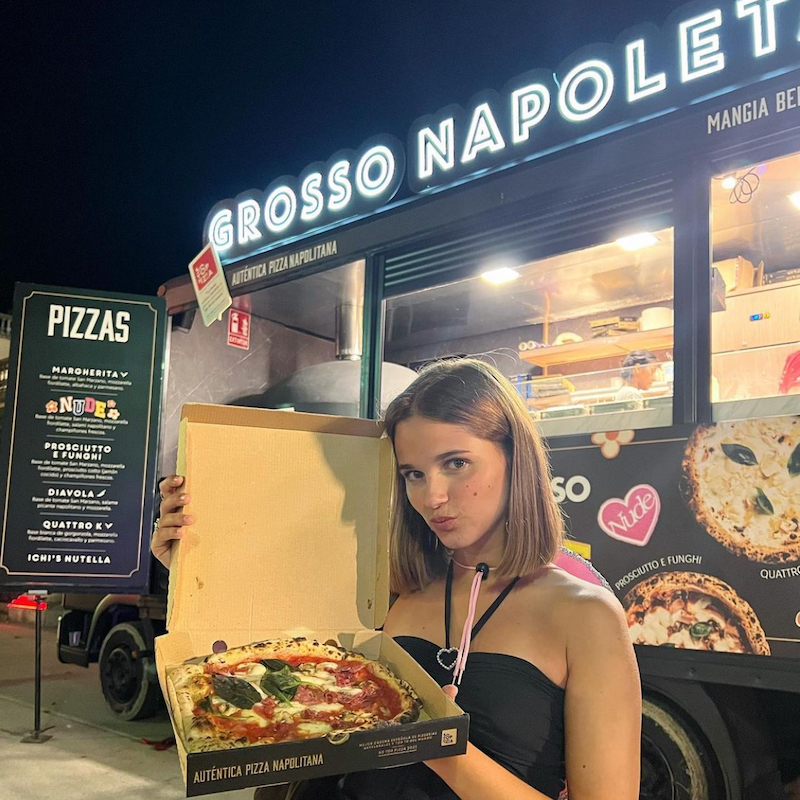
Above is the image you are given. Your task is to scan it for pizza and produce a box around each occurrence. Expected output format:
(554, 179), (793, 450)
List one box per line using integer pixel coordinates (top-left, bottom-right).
(623, 572), (770, 655)
(166, 638), (421, 753)
(682, 417), (800, 563)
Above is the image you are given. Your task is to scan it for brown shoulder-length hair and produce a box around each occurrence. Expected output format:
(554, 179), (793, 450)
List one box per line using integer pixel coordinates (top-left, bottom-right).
(383, 357), (563, 594)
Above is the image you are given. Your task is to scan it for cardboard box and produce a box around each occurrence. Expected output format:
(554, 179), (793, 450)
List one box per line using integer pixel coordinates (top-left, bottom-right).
(155, 404), (468, 796)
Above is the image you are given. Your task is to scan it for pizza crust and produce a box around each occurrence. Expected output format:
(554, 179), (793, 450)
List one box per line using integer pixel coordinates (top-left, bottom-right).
(623, 571), (770, 655)
(165, 637), (422, 753)
(683, 418), (800, 564)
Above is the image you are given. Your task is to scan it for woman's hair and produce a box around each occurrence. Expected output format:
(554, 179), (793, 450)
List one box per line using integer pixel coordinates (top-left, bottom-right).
(383, 357), (563, 594)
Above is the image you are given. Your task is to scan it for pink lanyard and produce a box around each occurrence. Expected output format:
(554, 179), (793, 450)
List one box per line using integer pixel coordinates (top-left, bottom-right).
(438, 560), (520, 691)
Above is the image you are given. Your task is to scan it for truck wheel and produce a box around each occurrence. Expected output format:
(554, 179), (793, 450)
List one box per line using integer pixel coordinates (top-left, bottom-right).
(640, 697), (722, 800)
(99, 621), (162, 721)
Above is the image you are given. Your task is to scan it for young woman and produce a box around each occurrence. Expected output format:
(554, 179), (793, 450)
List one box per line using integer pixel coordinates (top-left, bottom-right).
(153, 358), (641, 800)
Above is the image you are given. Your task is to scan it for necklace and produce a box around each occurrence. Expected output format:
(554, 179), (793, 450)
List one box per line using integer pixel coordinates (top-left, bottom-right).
(451, 557), (498, 571)
(436, 559), (521, 676)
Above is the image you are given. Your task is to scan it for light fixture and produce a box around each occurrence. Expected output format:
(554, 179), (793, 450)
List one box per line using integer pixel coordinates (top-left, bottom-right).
(789, 191), (800, 210)
(721, 175), (738, 190)
(481, 266), (520, 284)
(616, 232), (659, 251)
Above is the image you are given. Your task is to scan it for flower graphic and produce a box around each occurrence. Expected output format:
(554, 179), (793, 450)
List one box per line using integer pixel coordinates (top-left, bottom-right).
(107, 408), (120, 420)
(107, 399), (117, 408)
(46, 400), (58, 413)
(591, 430), (635, 459)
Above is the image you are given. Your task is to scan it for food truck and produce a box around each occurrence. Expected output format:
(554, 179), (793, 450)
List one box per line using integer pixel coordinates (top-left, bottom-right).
(58, 0), (799, 796)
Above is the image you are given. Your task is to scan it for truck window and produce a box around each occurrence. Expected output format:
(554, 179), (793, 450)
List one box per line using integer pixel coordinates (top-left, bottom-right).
(383, 228), (675, 436)
(710, 151), (800, 420)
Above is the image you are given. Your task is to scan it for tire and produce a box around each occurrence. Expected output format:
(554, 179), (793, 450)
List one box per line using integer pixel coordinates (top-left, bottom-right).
(640, 697), (723, 800)
(98, 621), (163, 721)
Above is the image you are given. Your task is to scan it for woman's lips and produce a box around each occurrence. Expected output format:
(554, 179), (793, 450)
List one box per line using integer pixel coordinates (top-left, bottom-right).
(430, 516), (457, 532)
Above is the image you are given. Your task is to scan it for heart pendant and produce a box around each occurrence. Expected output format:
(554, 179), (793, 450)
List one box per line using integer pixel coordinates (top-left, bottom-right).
(436, 647), (459, 671)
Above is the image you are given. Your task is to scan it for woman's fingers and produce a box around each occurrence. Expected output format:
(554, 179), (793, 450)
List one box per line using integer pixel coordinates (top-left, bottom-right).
(160, 490), (190, 518)
(152, 476), (190, 569)
(158, 474), (184, 499)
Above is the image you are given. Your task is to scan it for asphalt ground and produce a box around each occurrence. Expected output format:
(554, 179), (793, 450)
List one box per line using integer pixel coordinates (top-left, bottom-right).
(0, 619), (255, 800)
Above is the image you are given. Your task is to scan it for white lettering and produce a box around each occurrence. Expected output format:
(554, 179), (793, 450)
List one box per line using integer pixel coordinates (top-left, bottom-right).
(264, 185), (297, 233)
(208, 208), (234, 251)
(355, 145), (395, 197)
(237, 199), (262, 245)
(558, 59), (615, 122)
(418, 119), (455, 180)
(461, 103), (506, 163)
(327, 160), (352, 211)
(300, 172), (324, 222)
(626, 38), (667, 101)
(736, 0), (790, 57)
(47, 305), (64, 337)
(680, 10), (726, 82)
(511, 84), (551, 143)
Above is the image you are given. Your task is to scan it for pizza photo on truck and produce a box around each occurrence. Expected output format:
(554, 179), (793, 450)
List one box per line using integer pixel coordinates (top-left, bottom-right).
(682, 417), (800, 564)
(622, 571), (770, 655)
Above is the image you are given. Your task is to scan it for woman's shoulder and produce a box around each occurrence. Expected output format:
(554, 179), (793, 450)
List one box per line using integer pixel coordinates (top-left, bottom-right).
(522, 564), (627, 630)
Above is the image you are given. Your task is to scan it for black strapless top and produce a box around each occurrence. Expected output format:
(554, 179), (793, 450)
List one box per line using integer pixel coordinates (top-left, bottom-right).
(337, 635), (566, 800)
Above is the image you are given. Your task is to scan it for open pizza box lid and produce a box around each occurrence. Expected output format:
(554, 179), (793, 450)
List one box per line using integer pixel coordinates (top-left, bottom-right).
(164, 403), (392, 639)
(156, 403), (466, 790)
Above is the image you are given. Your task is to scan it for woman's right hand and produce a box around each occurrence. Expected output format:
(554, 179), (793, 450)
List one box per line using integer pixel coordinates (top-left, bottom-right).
(151, 475), (193, 570)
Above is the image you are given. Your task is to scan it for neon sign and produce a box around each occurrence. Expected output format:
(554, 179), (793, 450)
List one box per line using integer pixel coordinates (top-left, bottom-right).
(205, 138), (404, 261)
(204, 0), (799, 262)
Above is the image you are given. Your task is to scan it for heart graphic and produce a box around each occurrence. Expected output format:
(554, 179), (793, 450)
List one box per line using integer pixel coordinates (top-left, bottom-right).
(597, 484), (661, 547)
(436, 647), (459, 671)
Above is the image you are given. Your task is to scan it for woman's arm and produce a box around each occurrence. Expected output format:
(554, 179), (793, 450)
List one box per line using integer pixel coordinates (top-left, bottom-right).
(385, 599), (559, 800)
(426, 743), (556, 800)
(424, 588), (641, 800)
(562, 589), (641, 800)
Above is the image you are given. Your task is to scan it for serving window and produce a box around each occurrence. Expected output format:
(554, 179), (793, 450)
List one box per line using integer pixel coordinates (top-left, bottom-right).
(383, 228), (675, 437)
(710, 151), (800, 421)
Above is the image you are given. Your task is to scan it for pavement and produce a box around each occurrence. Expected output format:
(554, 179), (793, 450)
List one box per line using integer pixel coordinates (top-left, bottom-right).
(0, 618), (255, 800)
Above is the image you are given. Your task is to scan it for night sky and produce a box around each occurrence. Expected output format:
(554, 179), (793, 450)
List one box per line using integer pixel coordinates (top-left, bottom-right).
(3, 0), (689, 314)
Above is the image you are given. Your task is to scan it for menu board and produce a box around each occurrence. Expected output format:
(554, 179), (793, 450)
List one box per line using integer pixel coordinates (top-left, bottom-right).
(0, 284), (167, 591)
(548, 416), (800, 660)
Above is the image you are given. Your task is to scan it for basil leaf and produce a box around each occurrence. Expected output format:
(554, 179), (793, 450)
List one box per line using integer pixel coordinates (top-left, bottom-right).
(755, 487), (774, 515)
(268, 666), (301, 699)
(690, 622), (712, 640)
(212, 673), (260, 709)
(721, 443), (758, 466)
(788, 443), (800, 477)
(261, 659), (291, 672)
(259, 676), (290, 703)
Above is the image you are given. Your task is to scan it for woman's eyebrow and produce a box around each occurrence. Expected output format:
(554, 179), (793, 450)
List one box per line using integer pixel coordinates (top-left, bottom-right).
(397, 450), (471, 471)
(436, 449), (471, 462)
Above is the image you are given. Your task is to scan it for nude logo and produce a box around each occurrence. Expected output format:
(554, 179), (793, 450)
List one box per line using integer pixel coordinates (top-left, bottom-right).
(598, 484), (661, 547)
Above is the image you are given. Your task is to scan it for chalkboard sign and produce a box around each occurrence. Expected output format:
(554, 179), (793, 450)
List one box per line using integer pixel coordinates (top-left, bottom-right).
(0, 284), (167, 591)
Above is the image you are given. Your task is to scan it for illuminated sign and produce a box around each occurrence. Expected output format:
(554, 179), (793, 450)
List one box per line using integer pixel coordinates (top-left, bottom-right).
(204, 0), (799, 262)
(406, 0), (798, 192)
(205, 138), (404, 262)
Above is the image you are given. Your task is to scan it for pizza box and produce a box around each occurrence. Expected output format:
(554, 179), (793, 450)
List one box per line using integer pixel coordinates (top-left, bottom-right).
(155, 404), (469, 796)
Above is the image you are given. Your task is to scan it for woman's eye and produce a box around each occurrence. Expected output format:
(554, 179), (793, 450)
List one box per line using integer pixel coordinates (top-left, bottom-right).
(448, 458), (468, 469)
(402, 470), (423, 482)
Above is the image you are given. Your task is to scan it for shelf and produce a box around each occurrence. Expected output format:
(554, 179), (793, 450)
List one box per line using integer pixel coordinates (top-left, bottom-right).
(726, 277), (800, 298)
(519, 328), (674, 369)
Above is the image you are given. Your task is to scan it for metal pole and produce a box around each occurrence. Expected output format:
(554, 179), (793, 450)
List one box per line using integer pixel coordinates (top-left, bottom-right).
(21, 590), (52, 744)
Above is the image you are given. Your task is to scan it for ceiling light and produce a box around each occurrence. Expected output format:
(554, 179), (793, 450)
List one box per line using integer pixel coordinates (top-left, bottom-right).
(616, 232), (659, 251)
(722, 175), (738, 190)
(789, 191), (800, 210)
(481, 267), (520, 284)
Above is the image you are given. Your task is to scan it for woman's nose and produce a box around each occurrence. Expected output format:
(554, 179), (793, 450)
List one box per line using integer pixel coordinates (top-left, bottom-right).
(424, 475), (449, 508)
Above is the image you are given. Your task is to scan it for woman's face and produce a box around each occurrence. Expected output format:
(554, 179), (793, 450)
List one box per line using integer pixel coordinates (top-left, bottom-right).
(393, 415), (510, 555)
